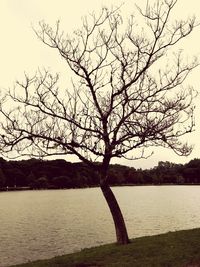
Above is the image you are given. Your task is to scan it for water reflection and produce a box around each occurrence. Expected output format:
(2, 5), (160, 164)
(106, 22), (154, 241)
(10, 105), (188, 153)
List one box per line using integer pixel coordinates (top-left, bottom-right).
(1, 186), (200, 266)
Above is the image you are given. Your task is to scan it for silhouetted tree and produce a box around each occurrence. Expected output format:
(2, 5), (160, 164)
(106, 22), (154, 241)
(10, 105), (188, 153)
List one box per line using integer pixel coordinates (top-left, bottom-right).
(0, 0), (198, 244)
(27, 171), (37, 188)
(0, 168), (6, 188)
(5, 168), (25, 187)
(35, 176), (49, 189)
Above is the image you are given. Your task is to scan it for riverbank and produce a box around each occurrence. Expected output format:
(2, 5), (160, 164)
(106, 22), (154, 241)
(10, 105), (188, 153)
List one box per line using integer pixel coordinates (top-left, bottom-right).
(10, 228), (200, 267)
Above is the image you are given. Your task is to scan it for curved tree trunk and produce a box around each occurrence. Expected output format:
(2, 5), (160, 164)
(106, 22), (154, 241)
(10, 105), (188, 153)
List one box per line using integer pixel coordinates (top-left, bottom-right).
(100, 180), (129, 244)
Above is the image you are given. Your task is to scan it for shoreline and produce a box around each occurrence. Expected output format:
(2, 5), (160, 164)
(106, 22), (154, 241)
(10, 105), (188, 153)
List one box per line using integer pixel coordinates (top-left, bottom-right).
(9, 228), (200, 267)
(1, 183), (200, 192)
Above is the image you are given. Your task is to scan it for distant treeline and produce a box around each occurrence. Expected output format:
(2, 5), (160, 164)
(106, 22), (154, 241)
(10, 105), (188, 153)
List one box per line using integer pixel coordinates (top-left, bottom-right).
(0, 157), (200, 190)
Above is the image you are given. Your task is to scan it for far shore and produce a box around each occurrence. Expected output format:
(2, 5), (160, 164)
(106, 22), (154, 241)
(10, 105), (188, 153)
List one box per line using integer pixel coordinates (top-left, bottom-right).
(1, 183), (200, 192)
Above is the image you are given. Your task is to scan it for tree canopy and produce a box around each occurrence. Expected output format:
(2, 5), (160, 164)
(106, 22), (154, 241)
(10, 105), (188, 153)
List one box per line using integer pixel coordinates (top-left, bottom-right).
(0, 1), (198, 164)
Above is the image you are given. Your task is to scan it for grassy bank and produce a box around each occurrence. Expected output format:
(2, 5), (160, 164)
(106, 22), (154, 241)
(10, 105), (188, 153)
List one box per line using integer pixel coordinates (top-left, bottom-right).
(10, 228), (200, 267)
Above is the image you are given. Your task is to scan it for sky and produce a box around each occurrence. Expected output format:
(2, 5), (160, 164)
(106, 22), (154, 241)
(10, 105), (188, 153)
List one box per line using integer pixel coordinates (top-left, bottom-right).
(0, 0), (200, 169)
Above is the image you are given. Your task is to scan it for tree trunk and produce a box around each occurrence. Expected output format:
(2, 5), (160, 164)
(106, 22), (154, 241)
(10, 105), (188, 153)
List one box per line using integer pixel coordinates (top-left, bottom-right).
(100, 180), (129, 244)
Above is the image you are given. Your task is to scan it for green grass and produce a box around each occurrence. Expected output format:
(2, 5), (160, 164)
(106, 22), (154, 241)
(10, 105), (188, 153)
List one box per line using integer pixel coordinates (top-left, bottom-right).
(10, 228), (200, 267)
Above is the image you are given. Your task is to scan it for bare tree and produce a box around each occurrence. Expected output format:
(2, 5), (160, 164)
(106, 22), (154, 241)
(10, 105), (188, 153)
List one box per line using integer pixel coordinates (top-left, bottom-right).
(0, 0), (198, 244)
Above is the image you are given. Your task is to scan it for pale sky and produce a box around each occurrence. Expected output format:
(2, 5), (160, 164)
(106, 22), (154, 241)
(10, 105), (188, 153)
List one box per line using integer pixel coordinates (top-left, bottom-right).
(0, 0), (200, 169)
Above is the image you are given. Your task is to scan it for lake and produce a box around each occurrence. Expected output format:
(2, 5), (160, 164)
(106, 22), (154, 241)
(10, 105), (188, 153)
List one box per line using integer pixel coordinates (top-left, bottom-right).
(1, 186), (200, 266)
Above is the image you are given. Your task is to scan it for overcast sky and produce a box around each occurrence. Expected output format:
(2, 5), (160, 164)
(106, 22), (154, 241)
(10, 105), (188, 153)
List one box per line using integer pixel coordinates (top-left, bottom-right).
(0, 0), (200, 169)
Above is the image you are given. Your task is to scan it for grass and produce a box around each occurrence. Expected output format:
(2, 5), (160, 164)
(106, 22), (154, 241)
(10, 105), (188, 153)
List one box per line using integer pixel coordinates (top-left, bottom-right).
(10, 228), (200, 267)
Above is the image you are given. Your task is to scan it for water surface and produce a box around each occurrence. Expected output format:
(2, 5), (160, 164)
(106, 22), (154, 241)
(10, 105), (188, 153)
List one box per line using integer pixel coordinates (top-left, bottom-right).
(1, 186), (200, 266)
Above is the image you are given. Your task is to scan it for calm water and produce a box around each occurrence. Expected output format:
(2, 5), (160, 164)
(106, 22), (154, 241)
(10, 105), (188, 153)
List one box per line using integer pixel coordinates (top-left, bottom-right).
(1, 186), (200, 266)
